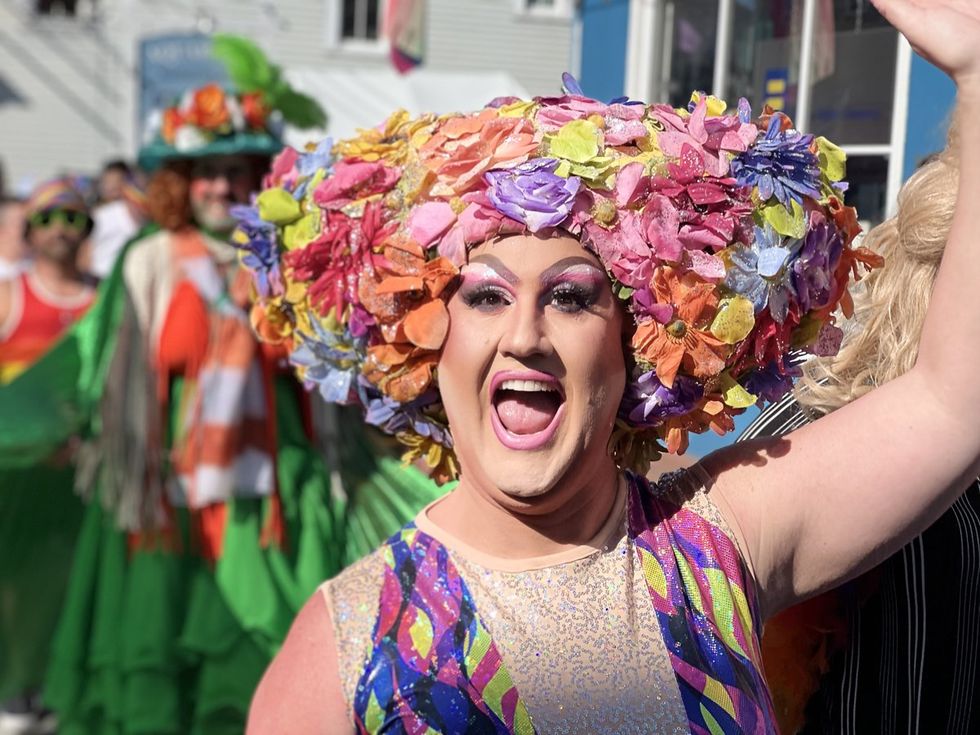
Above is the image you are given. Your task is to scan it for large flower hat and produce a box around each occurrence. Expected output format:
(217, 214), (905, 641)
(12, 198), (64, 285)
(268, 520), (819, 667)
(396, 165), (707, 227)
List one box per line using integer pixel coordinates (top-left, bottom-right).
(233, 74), (881, 483)
(139, 35), (327, 170)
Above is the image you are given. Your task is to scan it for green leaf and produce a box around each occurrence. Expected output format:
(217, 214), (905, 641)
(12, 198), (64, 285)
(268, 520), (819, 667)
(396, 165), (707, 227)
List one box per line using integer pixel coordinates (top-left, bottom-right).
(271, 88), (328, 130)
(761, 198), (805, 239)
(211, 34), (278, 93)
(815, 136), (847, 182)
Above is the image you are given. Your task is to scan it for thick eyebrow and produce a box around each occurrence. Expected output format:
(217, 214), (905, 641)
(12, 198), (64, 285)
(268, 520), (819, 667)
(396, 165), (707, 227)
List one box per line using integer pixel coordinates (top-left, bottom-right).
(467, 255), (519, 285)
(539, 257), (605, 285)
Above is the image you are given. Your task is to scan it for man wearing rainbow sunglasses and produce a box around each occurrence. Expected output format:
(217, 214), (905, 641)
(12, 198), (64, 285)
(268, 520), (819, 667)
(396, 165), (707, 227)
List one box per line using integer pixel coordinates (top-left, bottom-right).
(0, 178), (94, 384)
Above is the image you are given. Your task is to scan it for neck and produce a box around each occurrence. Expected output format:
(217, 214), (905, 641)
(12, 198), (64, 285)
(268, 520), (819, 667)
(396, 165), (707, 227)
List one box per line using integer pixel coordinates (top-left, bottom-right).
(429, 458), (622, 560)
(32, 256), (86, 294)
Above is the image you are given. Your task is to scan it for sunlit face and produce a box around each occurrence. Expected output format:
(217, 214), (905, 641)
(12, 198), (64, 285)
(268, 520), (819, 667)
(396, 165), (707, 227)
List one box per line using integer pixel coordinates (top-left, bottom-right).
(26, 208), (90, 263)
(438, 233), (626, 499)
(189, 154), (255, 234)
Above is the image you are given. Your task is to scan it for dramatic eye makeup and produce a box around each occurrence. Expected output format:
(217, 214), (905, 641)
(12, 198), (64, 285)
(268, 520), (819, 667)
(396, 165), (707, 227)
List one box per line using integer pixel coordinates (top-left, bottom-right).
(541, 263), (605, 314)
(459, 263), (516, 312)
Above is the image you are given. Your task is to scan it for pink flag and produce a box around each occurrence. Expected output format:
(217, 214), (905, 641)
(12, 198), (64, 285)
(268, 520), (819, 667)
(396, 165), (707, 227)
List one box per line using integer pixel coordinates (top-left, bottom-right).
(385, 0), (424, 73)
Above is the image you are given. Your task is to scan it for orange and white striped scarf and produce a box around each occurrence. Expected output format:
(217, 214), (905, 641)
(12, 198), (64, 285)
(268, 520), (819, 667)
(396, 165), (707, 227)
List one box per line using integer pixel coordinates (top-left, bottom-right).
(167, 233), (276, 512)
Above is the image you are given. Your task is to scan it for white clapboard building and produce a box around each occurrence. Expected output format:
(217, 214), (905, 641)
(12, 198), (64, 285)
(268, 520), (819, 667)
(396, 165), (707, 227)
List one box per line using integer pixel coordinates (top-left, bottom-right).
(0, 0), (575, 189)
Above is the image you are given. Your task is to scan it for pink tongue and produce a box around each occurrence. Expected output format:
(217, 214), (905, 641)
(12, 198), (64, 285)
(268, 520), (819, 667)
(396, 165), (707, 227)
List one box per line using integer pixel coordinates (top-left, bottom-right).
(495, 391), (560, 435)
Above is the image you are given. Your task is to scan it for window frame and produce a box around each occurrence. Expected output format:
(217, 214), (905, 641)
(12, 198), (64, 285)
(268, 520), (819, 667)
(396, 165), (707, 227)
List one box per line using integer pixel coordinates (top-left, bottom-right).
(324, 0), (388, 55)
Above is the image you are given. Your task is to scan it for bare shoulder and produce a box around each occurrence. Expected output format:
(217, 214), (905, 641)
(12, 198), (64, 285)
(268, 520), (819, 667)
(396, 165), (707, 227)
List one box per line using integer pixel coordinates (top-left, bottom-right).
(0, 277), (15, 338)
(246, 590), (353, 735)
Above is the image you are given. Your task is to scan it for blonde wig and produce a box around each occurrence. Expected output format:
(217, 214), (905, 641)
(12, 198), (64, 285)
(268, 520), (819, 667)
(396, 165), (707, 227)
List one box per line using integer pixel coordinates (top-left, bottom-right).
(797, 116), (960, 415)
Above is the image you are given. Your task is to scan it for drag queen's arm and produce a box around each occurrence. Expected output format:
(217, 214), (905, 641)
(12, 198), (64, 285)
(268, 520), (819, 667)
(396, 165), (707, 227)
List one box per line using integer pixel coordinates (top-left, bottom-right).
(247, 593), (352, 734)
(703, 0), (980, 617)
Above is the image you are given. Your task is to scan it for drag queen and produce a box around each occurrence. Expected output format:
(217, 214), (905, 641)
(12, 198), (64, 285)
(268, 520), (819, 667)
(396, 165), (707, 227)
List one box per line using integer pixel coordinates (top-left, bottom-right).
(241, 1), (979, 731)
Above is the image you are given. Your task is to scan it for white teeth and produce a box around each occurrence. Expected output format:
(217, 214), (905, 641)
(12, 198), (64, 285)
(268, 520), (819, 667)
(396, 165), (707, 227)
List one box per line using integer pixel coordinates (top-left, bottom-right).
(499, 379), (559, 393)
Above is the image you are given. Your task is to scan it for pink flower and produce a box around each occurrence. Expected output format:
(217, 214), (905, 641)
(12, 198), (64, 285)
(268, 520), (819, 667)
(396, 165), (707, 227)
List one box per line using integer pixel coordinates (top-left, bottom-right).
(419, 109), (540, 193)
(649, 143), (754, 253)
(313, 160), (400, 210)
(407, 201), (457, 249)
(437, 190), (525, 266)
(535, 96), (648, 146)
(651, 97), (758, 178)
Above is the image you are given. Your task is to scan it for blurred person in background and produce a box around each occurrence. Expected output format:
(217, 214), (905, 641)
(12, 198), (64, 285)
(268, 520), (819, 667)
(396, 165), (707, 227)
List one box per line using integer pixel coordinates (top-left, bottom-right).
(87, 160), (147, 279)
(0, 178), (95, 382)
(35, 35), (442, 735)
(0, 178), (96, 735)
(0, 198), (27, 280)
(738, 119), (977, 733)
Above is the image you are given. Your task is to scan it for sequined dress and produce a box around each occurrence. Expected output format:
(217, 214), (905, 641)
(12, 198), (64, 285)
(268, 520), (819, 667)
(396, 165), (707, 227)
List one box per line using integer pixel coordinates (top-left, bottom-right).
(322, 469), (777, 734)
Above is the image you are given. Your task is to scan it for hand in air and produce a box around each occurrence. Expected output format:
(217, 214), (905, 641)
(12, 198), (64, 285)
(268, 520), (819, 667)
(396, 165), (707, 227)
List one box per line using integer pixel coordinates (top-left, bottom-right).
(871, 0), (980, 89)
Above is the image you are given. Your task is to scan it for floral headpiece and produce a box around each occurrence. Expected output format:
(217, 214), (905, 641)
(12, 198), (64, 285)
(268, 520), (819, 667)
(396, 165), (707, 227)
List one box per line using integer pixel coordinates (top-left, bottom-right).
(139, 35), (327, 170)
(234, 75), (881, 483)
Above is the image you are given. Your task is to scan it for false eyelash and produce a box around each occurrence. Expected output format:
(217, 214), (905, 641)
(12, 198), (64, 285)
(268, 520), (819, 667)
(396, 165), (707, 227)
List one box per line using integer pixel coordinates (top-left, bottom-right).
(460, 283), (513, 309)
(549, 282), (598, 311)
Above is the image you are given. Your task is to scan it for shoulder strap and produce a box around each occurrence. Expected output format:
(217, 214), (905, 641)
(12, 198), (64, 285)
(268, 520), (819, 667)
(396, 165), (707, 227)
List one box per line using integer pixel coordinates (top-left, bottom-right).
(627, 471), (778, 733)
(353, 524), (535, 734)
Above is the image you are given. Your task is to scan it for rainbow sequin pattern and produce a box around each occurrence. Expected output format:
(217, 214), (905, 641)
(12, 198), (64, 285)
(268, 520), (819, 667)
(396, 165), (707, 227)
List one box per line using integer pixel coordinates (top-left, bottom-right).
(353, 525), (535, 734)
(629, 472), (776, 733)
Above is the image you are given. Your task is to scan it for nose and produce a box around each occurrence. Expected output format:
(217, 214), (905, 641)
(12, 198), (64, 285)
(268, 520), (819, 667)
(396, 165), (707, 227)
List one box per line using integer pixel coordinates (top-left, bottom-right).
(211, 175), (231, 197)
(498, 298), (552, 359)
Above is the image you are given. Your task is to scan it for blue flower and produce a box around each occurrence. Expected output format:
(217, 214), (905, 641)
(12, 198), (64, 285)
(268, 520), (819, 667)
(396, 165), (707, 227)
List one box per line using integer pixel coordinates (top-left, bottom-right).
(290, 318), (364, 404)
(620, 370), (703, 427)
(724, 223), (803, 324)
(359, 379), (453, 448)
(731, 115), (822, 207)
(231, 203), (280, 298)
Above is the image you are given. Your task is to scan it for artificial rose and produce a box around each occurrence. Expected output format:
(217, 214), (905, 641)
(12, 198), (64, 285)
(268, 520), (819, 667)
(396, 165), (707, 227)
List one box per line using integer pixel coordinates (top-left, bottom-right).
(419, 109), (540, 193)
(187, 83), (230, 130)
(484, 158), (581, 233)
(241, 92), (269, 130)
(313, 160), (400, 211)
(161, 108), (184, 144)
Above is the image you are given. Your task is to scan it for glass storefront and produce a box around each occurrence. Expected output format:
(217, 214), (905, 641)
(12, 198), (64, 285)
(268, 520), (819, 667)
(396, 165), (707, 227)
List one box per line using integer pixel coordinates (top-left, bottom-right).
(661, 0), (899, 224)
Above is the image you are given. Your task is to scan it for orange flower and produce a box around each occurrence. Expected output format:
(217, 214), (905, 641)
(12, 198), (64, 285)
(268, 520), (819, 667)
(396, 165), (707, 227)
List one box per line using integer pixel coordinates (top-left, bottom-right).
(241, 92), (269, 130)
(162, 107), (184, 143)
(631, 268), (727, 388)
(359, 239), (459, 401)
(661, 393), (736, 454)
(419, 109), (540, 193)
(187, 83), (230, 130)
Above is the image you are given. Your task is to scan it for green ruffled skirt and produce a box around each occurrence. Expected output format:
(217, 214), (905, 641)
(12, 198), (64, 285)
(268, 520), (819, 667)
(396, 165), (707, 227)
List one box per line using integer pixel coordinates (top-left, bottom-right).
(43, 379), (445, 734)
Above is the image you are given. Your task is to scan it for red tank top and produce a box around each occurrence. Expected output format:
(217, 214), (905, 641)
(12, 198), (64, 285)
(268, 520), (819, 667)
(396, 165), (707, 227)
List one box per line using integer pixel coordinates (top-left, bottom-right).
(0, 271), (94, 380)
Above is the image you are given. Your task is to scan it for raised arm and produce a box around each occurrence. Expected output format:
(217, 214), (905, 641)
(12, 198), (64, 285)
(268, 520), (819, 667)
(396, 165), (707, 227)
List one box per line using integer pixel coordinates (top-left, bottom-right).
(704, 0), (980, 616)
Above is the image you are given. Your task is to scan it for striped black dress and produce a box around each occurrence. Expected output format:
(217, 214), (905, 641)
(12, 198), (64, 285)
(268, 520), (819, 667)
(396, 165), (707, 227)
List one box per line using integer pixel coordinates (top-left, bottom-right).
(739, 392), (980, 735)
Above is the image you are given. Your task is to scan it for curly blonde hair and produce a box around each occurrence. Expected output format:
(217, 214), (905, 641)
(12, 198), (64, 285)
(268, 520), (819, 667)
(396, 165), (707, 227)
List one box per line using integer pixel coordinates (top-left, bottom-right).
(796, 115), (960, 416)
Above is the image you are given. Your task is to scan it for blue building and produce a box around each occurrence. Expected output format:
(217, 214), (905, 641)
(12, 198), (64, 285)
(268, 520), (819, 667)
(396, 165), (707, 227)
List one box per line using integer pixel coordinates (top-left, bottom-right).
(576, 0), (956, 456)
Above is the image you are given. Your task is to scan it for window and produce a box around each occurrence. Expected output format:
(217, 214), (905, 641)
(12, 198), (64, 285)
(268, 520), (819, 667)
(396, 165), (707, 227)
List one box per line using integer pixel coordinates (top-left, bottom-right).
(515, 0), (574, 19)
(342, 0), (381, 42)
(325, 0), (386, 51)
(35, 0), (79, 16)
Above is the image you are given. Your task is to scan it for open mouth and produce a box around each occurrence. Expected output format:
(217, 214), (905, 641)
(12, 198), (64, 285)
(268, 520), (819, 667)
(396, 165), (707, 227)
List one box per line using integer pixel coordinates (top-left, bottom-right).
(490, 372), (566, 450)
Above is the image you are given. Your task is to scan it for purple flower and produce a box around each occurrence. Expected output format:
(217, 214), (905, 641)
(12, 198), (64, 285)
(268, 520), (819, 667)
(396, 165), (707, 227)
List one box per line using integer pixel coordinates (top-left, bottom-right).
(231, 203), (281, 298)
(290, 318), (365, 405)
(731, 114), (822, 207)
(621, 370), (703, 427)
(792, 220), (844, 313)
(742, 360), (801, 404)
(484, 159), (581, 233)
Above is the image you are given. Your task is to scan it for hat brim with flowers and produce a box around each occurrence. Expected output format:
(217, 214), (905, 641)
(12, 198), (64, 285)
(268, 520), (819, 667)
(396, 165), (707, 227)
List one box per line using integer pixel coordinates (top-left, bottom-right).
(138, 35), (327, 171)
(233, 73), (882, 484)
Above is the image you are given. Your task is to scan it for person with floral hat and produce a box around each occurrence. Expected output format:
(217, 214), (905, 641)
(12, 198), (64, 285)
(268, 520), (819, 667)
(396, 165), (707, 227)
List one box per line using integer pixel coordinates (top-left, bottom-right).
(234, 0), (980, 732)
(36, 36), (442, 735)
